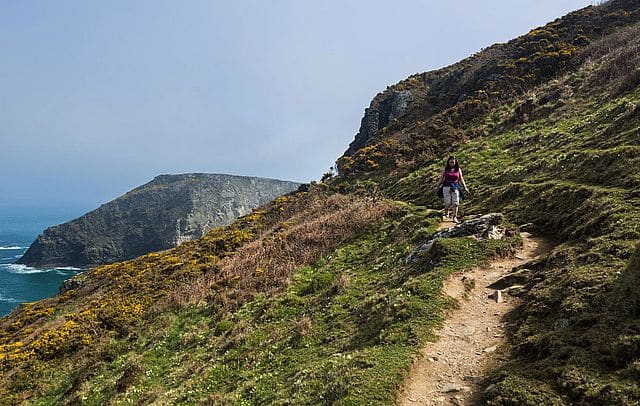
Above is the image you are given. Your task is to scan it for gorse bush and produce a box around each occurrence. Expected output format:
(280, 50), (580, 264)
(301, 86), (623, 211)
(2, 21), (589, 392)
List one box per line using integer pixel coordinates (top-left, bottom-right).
(0, 188), (316, 373)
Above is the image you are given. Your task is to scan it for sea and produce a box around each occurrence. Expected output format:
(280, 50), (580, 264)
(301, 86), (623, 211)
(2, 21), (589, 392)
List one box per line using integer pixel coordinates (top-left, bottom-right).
(0, 206), (87, 317)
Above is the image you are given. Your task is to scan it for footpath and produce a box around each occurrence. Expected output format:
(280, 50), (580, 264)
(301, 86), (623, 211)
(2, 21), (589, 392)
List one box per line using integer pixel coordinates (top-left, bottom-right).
(398, 223), (553, 405)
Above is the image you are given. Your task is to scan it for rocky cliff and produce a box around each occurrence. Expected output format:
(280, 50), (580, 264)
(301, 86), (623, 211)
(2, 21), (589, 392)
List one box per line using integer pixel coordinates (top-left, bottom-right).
(18, 174), (300, 267)
(341, 0), (640, 162)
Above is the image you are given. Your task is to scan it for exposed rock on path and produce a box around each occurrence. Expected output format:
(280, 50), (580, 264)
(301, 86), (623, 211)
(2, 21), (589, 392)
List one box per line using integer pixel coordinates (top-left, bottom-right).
(398, 228), (553, 405)
(407, 213), (507, 263)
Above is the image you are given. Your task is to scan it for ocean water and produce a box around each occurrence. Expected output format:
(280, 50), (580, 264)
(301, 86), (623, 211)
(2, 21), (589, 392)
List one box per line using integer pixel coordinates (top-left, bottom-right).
(0, 207), (87, 317)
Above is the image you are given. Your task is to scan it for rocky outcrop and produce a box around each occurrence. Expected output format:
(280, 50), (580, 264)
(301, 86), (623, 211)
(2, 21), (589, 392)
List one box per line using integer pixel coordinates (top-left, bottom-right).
(341, 0), (640, 162)
(18, 174), (300, 268)
(345, 89), (415, 155)
(407, 213), (507, 263)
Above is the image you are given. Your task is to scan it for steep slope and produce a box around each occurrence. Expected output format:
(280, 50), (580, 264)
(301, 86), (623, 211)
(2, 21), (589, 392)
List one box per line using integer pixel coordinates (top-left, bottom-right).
(338, 0), (640, 177)
(0, 189), (522, 404)
(1, 1), (640, 405)
(18, 174), (300, 268)
(336, 1), (640, 402)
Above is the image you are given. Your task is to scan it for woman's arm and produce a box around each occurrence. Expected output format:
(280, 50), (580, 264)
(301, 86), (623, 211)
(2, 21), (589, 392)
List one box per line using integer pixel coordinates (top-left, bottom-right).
(459, 169), (469, 192)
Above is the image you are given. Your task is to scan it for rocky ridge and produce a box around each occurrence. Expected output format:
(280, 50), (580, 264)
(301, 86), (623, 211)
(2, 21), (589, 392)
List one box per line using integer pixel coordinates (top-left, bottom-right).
(18, 173), (300, 268)
(340, 0), (640, 172)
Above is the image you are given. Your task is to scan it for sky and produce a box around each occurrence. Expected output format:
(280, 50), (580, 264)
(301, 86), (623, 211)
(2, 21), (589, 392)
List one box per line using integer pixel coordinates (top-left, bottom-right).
(1, 0), (595, 211)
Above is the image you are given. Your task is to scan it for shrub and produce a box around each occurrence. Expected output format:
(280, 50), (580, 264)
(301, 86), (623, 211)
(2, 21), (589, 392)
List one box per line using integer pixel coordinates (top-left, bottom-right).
(171, 194), (396, 310)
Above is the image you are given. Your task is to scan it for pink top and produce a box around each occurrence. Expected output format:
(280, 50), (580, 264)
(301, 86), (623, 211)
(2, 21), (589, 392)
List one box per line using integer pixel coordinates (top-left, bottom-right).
(443, 169), (460, 186)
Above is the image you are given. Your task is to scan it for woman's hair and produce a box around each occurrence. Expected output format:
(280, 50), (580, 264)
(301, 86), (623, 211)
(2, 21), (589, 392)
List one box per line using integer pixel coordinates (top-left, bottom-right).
(445, 155), (460, 171)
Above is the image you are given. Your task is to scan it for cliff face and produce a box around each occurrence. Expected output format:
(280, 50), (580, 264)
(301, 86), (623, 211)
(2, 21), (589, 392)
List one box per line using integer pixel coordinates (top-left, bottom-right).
(18, 174), (300, 267)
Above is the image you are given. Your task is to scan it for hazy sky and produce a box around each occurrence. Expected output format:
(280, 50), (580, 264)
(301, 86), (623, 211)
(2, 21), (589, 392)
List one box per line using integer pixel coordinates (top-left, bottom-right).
(1, 0), (594, 210)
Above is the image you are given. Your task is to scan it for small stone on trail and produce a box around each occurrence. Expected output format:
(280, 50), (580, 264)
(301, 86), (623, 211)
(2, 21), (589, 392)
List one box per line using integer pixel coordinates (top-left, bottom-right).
(489, 268), (532, 290)
(485, 384), (497, 394)
(464, 375), (482, 383)
(452, 397), (463, 406)
(483, 345), (498, 353)
(489, 290), (503, 303)
(429, 357), (439, 362)
(520, 223), (534, 232)
(442, 384), (464, 393)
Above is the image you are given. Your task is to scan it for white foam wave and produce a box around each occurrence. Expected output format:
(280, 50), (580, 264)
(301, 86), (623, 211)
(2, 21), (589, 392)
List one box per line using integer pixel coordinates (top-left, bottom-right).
(55, 266), (83, 271)
(0, 293), (20, 303)
(2, 264), (83, 274)
(4, 264), (51, 274)
(0, 246), (26, 250)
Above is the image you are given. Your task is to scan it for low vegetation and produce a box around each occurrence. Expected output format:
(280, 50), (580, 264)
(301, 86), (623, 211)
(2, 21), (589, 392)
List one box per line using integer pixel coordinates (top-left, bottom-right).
(0, 194), (523, 404)
(2, 1), (640, 404)
(334, 16), (640, 403)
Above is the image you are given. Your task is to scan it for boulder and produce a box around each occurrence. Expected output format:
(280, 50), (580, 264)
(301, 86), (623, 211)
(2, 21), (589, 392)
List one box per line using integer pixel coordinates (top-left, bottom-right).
(407, 213), (505, 263)
(482, 225), (506, 240)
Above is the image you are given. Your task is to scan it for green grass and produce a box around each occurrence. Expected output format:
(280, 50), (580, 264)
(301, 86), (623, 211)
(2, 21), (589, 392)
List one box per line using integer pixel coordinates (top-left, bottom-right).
(3, 8), (640, 405)
(30, 204), (520, 405)
(375, 70), (640, 404)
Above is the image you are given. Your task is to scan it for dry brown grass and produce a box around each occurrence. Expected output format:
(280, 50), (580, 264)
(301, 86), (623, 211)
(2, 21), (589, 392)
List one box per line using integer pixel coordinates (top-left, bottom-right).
(582, 24), (640, 94)
(169, 194), (396, 310)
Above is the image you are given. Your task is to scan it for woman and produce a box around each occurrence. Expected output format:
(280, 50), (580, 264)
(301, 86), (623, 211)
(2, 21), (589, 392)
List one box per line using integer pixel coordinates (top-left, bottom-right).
(436, 156), (469, 223)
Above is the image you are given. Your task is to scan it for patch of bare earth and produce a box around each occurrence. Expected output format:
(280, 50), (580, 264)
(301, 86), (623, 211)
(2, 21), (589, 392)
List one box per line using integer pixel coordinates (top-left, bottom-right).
(398, 228), (553, 405)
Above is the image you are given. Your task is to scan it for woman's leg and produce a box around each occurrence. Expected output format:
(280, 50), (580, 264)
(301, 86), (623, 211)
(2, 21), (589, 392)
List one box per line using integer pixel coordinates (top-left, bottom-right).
(443, 187), (452, 219)
(451, 189), (460, 222)
(451, 204), (459, 222)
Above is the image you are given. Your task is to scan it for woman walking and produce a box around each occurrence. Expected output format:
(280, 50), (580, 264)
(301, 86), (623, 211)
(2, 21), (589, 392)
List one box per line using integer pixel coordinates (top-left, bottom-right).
(436, 156), (469, 223)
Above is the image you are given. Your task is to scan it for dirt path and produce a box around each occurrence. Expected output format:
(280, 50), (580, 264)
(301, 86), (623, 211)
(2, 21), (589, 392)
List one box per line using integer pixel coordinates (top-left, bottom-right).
(398, 227), (553, 405)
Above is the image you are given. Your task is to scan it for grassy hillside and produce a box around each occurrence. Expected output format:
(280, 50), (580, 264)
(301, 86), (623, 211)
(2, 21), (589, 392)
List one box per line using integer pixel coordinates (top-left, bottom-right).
(2, 1), (640, 404)
(334, 7), (640, 403)
(0, 189), (522, 404)
(337, 0), (640, 179)
(384, 67), (640, 405)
